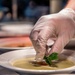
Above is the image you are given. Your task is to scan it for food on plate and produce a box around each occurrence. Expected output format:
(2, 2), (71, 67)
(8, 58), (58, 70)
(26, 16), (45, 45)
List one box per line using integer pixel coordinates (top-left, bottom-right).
(44, 52), (58, 65)
(2, 42), (32, 47)
(12, 55), (75, 70)
(0, 37), (32, 47)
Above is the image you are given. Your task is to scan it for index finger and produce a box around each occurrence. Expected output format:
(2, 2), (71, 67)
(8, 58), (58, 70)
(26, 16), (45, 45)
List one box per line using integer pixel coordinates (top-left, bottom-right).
(35, 25), (54, 61)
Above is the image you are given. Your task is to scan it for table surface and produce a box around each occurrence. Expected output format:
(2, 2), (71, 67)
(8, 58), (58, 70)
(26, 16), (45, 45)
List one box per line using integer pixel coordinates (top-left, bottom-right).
(0, 51), (19, 75)
(0, 66), (19, 75)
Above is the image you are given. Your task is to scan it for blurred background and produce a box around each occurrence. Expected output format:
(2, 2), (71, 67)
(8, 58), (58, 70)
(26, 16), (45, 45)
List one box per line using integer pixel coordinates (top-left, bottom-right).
(0, 0), (70, 48)
(0, 0), (68, 38)
(0, 0), (69, 48)
(0, 0), (67, 23)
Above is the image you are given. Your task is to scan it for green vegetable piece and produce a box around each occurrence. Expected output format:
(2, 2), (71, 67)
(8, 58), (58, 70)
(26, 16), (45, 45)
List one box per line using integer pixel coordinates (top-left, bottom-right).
(48, 52), (58, 60)
(44, 56), (51, 65)
(44, 52), (58, 65)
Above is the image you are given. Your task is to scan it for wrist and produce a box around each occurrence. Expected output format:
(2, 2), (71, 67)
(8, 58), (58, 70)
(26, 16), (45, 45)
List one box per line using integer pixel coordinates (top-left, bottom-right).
(59, 8), (75, 38)
(59, 8), (75, 20)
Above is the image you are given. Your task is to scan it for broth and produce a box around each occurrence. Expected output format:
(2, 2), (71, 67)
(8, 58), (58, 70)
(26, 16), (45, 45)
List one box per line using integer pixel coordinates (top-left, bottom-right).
(12, 57), (75, 70)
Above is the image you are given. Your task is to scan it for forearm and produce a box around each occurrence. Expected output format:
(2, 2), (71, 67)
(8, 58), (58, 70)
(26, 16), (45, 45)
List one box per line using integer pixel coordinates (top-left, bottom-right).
(65, 0), (75, 11)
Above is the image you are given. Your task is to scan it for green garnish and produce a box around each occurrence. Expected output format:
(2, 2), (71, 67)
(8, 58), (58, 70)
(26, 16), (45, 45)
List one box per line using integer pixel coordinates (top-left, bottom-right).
(44, 52), (58, 66)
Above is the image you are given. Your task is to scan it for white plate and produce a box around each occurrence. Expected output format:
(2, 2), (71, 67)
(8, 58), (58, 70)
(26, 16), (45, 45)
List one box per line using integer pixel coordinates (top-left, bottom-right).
(0, 47), (75, 74)
(1, 23), (33, 35)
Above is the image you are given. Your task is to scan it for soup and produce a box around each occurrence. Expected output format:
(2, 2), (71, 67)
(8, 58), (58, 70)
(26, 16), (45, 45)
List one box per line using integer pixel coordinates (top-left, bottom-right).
(12, 56), (75, 70)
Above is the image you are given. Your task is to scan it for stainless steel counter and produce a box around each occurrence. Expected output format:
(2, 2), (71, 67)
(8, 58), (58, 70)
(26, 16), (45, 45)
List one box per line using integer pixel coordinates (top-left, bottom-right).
(0, 66), (19, 75)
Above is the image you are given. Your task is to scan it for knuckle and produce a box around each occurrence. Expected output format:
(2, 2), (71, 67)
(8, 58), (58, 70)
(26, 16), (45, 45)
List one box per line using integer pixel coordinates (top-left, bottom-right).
(30, 30), (38, 41)
(38, 35), (43, 42)
(38, 35), (46, 46)
(29, 31), (34, 40)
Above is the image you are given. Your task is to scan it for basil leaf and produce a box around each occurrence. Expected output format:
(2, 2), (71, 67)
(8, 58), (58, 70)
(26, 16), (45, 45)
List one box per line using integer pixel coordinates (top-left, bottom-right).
(48, 52), (58, 60)
(44, 56), (51, 65)
(44, 52), (58, 66)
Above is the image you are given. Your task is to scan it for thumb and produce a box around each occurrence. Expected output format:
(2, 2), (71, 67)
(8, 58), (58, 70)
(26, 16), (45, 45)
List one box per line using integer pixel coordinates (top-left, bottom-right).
(49, 34), (72, 54)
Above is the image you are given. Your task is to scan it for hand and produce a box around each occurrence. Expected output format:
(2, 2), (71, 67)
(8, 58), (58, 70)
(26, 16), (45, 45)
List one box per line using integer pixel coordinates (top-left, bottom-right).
(30, 8), (75, 62)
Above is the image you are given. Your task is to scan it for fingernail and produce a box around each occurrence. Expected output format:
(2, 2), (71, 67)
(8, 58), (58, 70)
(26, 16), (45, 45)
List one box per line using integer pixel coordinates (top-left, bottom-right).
(47, 39), (54, 47)
(35, 57), (42, 62)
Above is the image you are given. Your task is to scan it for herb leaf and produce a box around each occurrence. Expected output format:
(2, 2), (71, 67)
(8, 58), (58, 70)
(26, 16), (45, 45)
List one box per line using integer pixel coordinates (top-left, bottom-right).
(48, 53), (58, 60)
(44, 52), (58, 65)
(44, 56), (51, 65)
